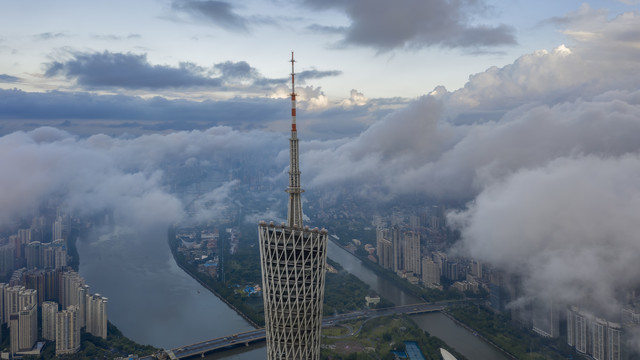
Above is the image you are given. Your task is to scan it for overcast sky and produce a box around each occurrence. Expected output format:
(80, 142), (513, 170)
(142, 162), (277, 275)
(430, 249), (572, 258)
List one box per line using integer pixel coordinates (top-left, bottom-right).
(3, 0), (640, 320)
(0, 1), (636, 100)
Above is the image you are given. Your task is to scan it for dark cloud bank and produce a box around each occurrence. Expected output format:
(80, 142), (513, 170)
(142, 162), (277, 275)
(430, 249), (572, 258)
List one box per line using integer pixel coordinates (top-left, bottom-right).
(303, 0), (516, 51)
(44, 50), (342, 90)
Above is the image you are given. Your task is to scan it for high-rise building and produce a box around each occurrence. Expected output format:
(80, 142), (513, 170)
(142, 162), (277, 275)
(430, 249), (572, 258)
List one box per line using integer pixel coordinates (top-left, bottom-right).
(470, 259), (482, 278)
(25, 241), (41, 269)
(531, 300), (559, 338)
(60, 270), (85, 308)
(42, 301), (58, 341)
(608, 322), (621, 360)
(376, 228), (393, 270)
(77, 284), (89, 328)
(258, 53), (328, 360)
(391, 226), (403, 273)
(403, 231), (421, 275)
(592, 318), (606, 360)
(0, 283), (6, 325)
(56, 305), (80, 355)
(86, 294), (108, 339)
(5, 285), (25, 323)
(54, 246), (67, 269)
(421, 258), (440, 286)
(10, 289), (37, 354)
(0, 244), (15, 276)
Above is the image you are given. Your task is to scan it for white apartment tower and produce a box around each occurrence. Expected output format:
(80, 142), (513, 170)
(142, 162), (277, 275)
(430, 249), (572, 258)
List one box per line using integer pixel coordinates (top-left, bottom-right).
(42, 301), (58, 341)
(56, 305), (80, 355)
(258, 52), (328, 360)
(9, 289), (37, 354)
(86, 293), (108, 339)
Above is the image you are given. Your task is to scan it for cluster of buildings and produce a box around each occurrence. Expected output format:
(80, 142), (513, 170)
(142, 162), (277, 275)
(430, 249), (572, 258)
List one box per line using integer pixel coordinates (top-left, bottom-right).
(176, 228), (221, 279)
(488, 269), (640, 360)
(0, 211), (108, 356)
(566, 306), (622, 360)
(366, 206), (640, 359)
(373, 206), (481, 294)
(0, 269), (108, 356)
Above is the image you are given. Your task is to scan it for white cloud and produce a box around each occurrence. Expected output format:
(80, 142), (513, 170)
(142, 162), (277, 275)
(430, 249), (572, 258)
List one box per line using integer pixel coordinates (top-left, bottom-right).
(449, 154), (640, 315)
(340, 89), (368, 108)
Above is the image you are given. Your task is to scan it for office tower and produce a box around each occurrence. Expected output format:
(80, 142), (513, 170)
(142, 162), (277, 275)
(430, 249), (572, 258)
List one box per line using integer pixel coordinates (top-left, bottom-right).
(421, 258), (441, 286)
(86, 294), (108, 339)
(403, 231), (421, 275)
(56, 305), (80, 355)
(42, 301), (58, 341)
(258, 53), (328, 360)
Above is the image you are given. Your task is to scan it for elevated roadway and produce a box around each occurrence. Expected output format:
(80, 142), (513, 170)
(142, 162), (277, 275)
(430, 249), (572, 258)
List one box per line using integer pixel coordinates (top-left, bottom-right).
(162, 302), (445, 359)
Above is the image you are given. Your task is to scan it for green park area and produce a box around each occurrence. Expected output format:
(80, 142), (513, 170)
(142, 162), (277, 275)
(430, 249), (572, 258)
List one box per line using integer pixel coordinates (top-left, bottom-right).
(320, 314), (466, 360)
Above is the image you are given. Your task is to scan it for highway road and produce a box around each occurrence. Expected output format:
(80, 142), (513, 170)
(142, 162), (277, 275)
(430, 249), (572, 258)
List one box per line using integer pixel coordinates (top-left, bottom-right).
(160, 302), (446, 359)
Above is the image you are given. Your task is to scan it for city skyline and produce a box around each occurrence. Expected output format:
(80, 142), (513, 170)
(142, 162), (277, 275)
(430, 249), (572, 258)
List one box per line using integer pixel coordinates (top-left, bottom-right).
(1, 0), (640, 356)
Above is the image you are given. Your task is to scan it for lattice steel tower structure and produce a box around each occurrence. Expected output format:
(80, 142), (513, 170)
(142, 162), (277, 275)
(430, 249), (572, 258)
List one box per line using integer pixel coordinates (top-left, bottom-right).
(258, 52), (328, 360)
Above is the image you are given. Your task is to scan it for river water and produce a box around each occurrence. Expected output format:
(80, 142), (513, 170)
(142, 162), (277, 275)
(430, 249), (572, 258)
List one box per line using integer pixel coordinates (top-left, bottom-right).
(78, 227), (506, 359)
(77, 226), (257, 350)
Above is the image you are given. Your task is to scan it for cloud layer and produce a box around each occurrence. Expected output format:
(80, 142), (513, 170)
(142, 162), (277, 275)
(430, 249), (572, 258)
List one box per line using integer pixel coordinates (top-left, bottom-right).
(304, 0), (516, 51)
(2, 3), (640, 320)
(0, 126), (283, 229)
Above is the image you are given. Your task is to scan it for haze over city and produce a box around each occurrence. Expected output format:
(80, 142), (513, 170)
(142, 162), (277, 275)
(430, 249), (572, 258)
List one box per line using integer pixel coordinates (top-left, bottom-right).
(1, 0), (640, 357)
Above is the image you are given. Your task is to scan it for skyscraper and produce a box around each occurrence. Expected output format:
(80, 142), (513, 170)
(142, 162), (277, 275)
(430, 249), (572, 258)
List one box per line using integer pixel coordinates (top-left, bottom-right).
(258, 52), (328, 360)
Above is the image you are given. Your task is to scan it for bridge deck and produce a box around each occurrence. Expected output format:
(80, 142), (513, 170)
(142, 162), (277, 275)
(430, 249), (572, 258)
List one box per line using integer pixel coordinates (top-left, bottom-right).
(169, 302), (447, 359)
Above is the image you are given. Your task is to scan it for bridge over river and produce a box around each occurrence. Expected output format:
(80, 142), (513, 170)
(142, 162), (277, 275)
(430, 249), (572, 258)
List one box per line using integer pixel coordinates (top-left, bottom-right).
(155, 302), (446, 359)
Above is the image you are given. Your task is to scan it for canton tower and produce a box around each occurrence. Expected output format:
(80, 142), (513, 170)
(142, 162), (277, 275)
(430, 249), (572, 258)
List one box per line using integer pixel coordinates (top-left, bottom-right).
(258, 52), (328, 360)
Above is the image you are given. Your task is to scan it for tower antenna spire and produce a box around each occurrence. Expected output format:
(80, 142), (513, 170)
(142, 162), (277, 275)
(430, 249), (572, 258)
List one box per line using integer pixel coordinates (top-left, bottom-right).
(258, 52), (328, 360)
(286, 51), (303, 228)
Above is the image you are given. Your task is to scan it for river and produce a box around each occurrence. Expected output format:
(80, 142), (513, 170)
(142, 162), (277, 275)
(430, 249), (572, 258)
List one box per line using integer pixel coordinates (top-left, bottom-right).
(78, 227), (507, 359)
(327, 241), (510, 360)
(77, 226), (257, 350)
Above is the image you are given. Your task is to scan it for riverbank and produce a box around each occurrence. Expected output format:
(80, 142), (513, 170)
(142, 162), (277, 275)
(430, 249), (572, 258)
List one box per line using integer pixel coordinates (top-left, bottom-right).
(171, 253), (261, 329)
(441, 309), (518, 360)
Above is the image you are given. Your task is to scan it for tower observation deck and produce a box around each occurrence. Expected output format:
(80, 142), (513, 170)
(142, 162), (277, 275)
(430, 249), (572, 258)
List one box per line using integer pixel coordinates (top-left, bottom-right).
(258, 53), (328, 360)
